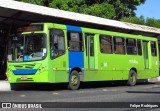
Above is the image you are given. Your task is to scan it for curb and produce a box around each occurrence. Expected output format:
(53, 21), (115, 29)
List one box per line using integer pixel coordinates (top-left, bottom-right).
(148, 76), (160, 83)
(0, 81), (11, 91)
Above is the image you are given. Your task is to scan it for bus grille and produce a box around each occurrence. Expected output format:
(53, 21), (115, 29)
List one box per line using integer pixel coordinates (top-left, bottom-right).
(14, 64), (35, 70)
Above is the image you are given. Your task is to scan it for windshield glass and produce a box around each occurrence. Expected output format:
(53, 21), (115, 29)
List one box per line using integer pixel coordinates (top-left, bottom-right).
(8, 33), (47, 62)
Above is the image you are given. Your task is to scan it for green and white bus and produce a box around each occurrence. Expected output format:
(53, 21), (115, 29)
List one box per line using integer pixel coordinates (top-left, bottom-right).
(7, 23), (159, 90)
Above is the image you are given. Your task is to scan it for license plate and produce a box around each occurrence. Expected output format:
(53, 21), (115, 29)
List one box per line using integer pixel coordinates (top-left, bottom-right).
(20, 76), (27, 80)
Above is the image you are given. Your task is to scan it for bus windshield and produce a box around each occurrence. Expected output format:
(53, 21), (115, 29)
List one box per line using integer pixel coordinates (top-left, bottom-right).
(8, 33), (47, 62)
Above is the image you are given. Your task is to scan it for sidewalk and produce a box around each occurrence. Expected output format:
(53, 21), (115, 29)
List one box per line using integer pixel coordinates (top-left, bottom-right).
(148, 76), (160, 83)
(0, 80), (11, 91)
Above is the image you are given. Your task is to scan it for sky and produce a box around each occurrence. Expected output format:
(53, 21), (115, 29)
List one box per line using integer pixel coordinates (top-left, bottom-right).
(135, 0), (160, 19)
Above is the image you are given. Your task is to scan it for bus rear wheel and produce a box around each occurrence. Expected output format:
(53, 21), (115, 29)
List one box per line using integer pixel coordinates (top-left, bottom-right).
(127, 70), (137, 86)
(68, 70), (80, 90)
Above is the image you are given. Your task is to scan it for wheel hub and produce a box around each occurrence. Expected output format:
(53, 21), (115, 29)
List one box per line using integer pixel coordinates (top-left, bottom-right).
(71, 75), (78, 86)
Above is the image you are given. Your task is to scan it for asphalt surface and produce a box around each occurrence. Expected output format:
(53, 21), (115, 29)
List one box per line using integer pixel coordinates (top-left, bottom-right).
(0, 81), (160, 111)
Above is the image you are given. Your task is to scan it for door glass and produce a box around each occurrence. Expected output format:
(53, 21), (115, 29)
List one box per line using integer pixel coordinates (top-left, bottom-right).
(85, 34), (95, 69)
(143, 41), (149, 69)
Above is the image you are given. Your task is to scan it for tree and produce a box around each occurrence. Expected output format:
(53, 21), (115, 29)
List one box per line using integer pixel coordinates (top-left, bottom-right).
(16, 0), (146, 20)
(49, 0), (115, 19)
(13, 1), (160, 28)
(121, 16), (145, 25)
(121, 16), (160, 28)
(16, 0), (51, 6)
(83, 2), (115, 19)
(106, 0), (146, 20)
(49, 0), (86, 13)
(145, 18), (160, 28)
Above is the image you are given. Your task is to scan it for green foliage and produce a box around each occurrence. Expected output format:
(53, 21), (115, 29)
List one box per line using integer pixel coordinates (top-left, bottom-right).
(17, 0), (145, 20)
(121, 16), (160, 28)
(15, 0), (160, 29)
(49, 0), (115, 19)
(80, 2), (115, 19)
(121, 16), (145, 25)
(145, 18), (160, 28)
(106, 0), (146, 19)
(16, 0), (51, 6)
(49, 0), (87, 13)
(20, 0), (44, 5)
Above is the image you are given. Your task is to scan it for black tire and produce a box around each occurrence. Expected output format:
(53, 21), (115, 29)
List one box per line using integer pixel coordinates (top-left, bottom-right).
(127, 70), (137, 86)
(68, 70), (80, 90)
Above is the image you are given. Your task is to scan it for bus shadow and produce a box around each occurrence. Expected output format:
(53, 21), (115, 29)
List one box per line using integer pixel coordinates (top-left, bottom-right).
(10, 83), (68, 91)
(127, 91), (160, 94)
(80, 80), (154, 89)
(10, 80), (155, 91)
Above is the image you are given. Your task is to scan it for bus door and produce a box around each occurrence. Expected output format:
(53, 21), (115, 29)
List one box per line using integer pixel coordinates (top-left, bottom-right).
(85, 34), (95, 69)
(142, 41), (149, 69)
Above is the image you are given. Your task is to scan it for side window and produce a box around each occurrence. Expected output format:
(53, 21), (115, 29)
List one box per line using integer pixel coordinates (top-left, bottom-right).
(126, 39), (137, 55)
(137, 40), (142, 55)
(114, 37), (125, 54)
(151, 41), (157, 56)
(68, 32), (83, 51)
(100, 35), (112, 53)
(50, 29), (65, 59)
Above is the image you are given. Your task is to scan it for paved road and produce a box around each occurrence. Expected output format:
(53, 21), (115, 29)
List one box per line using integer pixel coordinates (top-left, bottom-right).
(0, 81), (160, 111)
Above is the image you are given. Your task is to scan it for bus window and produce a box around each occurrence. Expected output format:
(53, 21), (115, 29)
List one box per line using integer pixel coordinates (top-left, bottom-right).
(68, 32), (83, 51)
(100, 35), (112, 53)
(8, 34), (47, 62)
(137, 40), (142, 55)
(114, 37), (125, 54)
(126, 39), (137, 55)
(50, 29), (65, 59)
(151, 41), (157, 56)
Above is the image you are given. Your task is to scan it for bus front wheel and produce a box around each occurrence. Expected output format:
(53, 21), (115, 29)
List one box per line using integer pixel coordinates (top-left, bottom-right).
(127, 70), (137, 86)
(68, 70), (80, 90)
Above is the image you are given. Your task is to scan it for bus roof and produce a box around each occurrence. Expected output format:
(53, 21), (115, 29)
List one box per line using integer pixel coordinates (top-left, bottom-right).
(0, 0), (160, 37)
